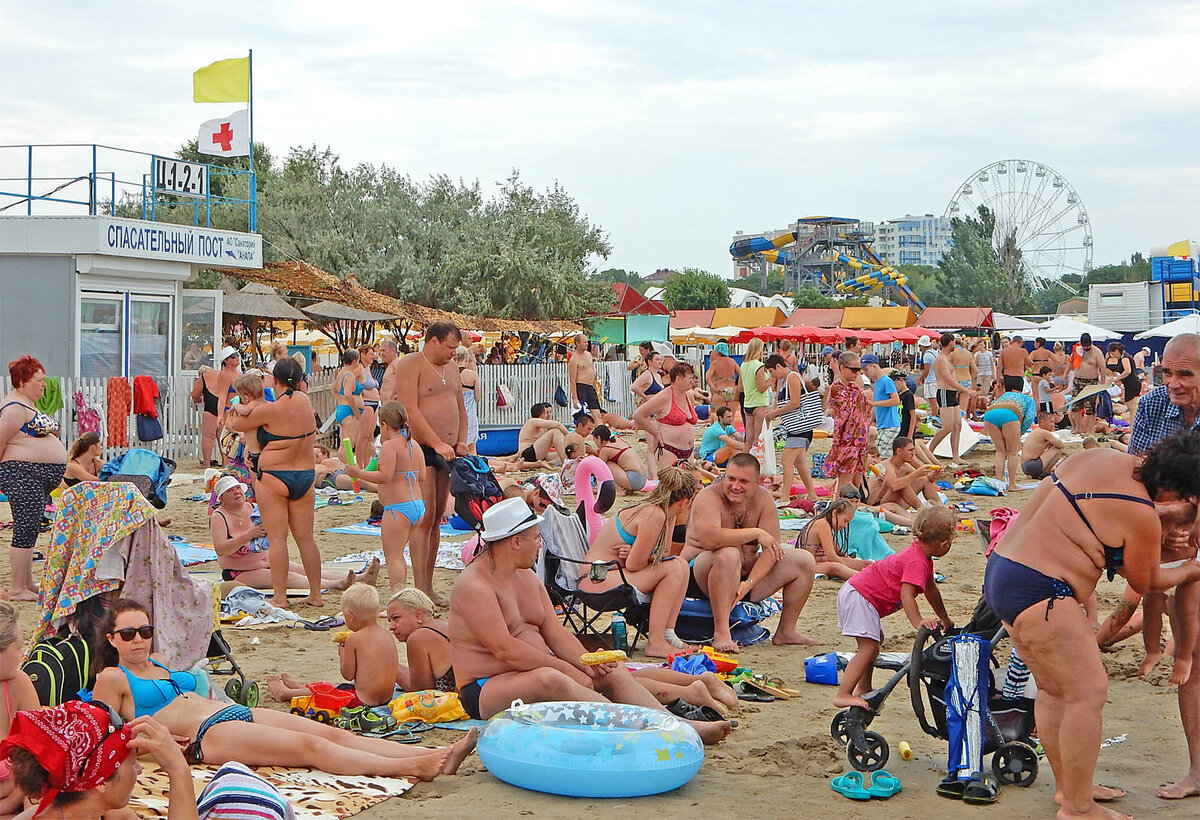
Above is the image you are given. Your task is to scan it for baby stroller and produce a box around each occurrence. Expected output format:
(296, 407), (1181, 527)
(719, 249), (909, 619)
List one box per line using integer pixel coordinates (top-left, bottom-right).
(28, 482), (257, 707)
(98, 447), (176, 509)
(830, 597), (1040, 786)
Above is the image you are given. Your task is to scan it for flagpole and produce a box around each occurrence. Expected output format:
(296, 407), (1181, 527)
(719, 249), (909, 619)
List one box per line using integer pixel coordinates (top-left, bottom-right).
(248, 48), (256, 232)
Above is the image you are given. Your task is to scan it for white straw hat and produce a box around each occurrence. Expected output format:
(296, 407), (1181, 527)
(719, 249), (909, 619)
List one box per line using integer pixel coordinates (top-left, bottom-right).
(478, 497), (543, 542)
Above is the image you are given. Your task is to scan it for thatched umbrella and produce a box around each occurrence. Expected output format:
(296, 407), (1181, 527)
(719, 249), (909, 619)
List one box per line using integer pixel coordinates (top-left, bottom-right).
(303, 301), (398, 353)
(222, 282), (309, 362)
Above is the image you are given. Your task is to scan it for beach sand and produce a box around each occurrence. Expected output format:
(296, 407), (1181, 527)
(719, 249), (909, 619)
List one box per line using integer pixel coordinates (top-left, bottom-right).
(7, 433), (1197, 819)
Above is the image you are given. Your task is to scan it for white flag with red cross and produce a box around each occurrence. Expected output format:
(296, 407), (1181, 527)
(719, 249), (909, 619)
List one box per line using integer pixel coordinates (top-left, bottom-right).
(197, 109), (250, 157)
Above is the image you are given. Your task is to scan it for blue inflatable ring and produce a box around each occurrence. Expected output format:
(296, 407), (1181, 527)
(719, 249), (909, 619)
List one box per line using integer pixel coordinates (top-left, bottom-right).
(478, 700), (704, 797)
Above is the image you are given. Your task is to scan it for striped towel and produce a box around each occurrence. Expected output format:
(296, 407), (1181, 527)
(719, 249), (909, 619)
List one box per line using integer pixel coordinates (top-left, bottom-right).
(197, 762), (296, 819)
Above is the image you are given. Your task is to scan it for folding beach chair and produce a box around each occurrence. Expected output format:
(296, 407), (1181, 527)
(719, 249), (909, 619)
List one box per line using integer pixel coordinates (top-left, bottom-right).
(536, 506), (648, 651)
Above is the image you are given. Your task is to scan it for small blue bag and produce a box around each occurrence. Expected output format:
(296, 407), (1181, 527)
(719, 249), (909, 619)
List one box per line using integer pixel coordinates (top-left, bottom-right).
(670, 653), (717, 675)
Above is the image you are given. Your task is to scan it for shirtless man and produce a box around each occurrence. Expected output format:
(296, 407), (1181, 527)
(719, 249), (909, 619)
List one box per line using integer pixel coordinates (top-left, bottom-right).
(927, 333), (973, 465)
(1069, 332), (1107, 435)
(997, 336), (1032, 393)
(517, 403), (568, 464)
(1019, 411), (1066, 480)
(876, 436), (943, 509)
(450, 497), (732, 744)
(706, 342), (741, 413)
(682, 453), (819, 653)
(564, 412), (598, 458)
(568, 333), (601, 412)
(394, 321), (466, 606)
(379, 338), (400, 403)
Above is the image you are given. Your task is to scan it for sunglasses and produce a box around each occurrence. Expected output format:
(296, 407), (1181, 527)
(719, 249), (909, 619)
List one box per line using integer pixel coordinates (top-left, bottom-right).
(111, 625), (154, 642)
(844, 366), (862, 373)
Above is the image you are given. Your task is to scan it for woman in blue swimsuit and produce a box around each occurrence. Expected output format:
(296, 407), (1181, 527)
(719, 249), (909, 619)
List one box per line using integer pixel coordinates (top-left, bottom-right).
(333, 349), (367, 463)
(349, 402), (426, 594)
(356, 344), (382, 468)
(983, 433), (1200, 817)
(91, 599), (475, 781)
(577, 468), (699, 659)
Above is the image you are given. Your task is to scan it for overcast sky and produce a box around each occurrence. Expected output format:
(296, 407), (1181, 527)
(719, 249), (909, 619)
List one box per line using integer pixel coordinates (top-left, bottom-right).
(2, 0), (1198, 282)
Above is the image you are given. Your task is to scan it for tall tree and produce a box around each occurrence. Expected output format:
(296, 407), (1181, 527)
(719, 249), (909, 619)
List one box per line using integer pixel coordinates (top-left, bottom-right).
(594, 268), (646, 292)
(664, 268), (731, 310)
(936, 206), (1033, 313)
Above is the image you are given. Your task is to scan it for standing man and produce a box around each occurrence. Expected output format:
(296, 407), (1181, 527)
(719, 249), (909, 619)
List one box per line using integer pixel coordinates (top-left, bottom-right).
(379, 338), (401, 404)
(568, 333), (602, 415)
(395, 321), (466, 607)
(918, 336), (939, 417)
(1068, 333), (1106, 434)
(997, 335), (1032, 393)
(682, 454), (819, 653)
(1127, 333), (1200, 801)
(895, 373), (917, 440)
(705, 342), (741, 414)
(862, 355), (900, 457)
(928, 333), (972, 465)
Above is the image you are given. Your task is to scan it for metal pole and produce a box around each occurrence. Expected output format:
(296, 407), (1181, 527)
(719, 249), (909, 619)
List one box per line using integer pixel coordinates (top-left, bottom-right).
(248, 48), (257, 233)
(26, 146), (32, 215)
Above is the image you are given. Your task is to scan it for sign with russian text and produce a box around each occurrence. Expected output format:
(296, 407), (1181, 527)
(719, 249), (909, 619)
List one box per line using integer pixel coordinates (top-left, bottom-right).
(98, 218), (261, 268)
(152, 156), (208, 197)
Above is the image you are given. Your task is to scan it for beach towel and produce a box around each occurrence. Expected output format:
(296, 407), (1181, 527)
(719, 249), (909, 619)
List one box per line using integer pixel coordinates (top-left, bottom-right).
(845, 510), (896, 561)
(673, 597), (782, 647)
(34, 377), (63, 415)
(170, 538), (218, 566)
(328, 542), (467, 572)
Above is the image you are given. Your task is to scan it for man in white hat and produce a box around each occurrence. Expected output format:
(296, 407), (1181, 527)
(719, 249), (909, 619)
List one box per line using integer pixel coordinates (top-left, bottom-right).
(449, 498), (732, 744)
(917, 335), (939, 418)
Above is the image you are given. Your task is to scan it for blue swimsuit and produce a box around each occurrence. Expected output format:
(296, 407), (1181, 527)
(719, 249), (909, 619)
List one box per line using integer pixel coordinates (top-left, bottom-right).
(383, 438), (426, 525)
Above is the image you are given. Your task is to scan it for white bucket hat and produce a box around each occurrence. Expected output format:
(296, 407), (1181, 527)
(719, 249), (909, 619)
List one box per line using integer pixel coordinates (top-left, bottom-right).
(917, 335), (932, 347)
(478, 497), (543, 543)
(218, 345), (240, 364)
(214, 475), (244, 500)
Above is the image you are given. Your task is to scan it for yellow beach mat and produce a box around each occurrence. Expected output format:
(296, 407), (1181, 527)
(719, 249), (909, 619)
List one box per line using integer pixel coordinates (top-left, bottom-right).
(129, 762), (412, 818)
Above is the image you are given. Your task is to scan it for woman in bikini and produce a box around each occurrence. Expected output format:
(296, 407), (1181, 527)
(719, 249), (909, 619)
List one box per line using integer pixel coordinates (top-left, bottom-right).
(455, 347), (479, 456)
(630, 351), (665, 480)
(210, 476), (375, 594)
(348, 402), (426, 593)
(983, 433), (1200, 816)
(579, 467), (700, 659)
(385, 588), (456, 692)
(633, 362), (700, 468)
(333, 349), (367, 464)
(793, 499), (872, 580)
(225, 358), (322, 608)
(90, 599), (475, 782)
(356, 345), (381, 468)
(190, 346), (241, 466)
(592, 425), (649, 493)
(0, 602), (41, 815)
(63, 431), (103, 488)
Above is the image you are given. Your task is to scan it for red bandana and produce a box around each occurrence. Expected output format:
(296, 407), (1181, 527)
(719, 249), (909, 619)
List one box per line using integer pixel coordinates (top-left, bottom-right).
(0, 701), (133, 816)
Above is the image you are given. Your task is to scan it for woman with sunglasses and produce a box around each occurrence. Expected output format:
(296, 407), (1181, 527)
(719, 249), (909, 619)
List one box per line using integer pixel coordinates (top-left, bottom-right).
(90, 599), (475, 782)
(823, 352), (871, 494)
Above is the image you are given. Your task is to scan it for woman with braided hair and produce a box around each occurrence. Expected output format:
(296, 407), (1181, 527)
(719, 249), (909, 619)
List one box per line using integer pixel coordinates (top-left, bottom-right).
(579, 467), (701, 659)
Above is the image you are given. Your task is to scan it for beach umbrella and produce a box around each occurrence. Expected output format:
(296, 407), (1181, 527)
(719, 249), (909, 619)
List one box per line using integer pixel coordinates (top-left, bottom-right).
(1032, 316), (1121, 343)
(670, 325), (723, 344)
(1134, 313), (1200, 340)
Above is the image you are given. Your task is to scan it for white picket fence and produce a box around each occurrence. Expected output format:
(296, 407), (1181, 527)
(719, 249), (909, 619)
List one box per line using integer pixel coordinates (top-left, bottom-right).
(476, 362), (639, 427)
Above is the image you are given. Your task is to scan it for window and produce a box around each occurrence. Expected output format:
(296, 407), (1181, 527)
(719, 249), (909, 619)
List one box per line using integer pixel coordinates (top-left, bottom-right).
(129, 298), (170, 378)
(181, 292), (217, 371)
(80, 294), (123, 378)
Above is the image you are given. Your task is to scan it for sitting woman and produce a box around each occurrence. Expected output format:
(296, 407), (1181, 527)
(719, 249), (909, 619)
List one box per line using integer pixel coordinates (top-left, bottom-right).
(90, 599), (475, 781)
(591, 425), (649, 493)
(63, 432), (104, 488)
(385, 588), (455, 693)
(0, 602), (41, 816)
(211, 476), (378, 593)
(578, 467), (699, 658)
(793, 500), (872, 580)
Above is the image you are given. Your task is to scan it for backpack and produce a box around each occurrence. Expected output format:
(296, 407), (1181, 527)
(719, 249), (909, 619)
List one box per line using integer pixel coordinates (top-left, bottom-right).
(22, 634), (93, 706)
(449, 455), (503, 530)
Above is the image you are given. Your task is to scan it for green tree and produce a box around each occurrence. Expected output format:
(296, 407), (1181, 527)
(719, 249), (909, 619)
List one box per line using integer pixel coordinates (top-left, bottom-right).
(789, 287), (868, 309)
(742, 269), (786, 296)
(664, 268), (730, 310)
(936, 206), (1033, 313)
(594, 268), (646, 291)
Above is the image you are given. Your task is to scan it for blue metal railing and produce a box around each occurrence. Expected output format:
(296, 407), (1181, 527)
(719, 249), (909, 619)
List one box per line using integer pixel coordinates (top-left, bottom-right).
(0, 143), (256, 232)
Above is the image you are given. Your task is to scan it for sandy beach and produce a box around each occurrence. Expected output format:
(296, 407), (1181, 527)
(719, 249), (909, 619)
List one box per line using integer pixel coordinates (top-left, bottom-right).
(7, 433), (1198, 819)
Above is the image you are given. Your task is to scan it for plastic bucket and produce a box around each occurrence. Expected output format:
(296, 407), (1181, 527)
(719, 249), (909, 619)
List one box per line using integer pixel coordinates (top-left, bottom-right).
(804, 652), (839, 685)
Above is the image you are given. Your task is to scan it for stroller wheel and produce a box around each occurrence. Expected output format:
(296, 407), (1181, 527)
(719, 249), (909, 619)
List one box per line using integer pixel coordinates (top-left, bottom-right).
(846, 730), (889, 772)
(830, 710), (851, 745)
(224, 679), (242, 703)
(241, 680), (260, 708)
(992, 741), (1038, 787)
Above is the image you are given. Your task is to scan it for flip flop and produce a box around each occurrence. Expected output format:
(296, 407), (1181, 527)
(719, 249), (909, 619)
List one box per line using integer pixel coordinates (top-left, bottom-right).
(296, 615), (345, 631)
(867, 769), (902, 798)
(664, 698), (729, 723)
(731, 681), (775, 702)
(962, 772), (999, 805)
(831, 771), (871, 801)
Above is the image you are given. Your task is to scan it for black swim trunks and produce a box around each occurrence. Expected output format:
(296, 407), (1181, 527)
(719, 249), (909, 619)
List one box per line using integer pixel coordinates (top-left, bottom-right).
(459, 679), (485, 720)
(520, 445), (538, 463)
(419, 444), (451, 473)
(935, 388), (960, 408)
(575, 383), (602, 411)
(1002, 375), (1024, 392)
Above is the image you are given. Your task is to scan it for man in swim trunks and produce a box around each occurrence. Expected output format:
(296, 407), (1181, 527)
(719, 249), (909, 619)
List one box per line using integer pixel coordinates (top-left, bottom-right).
(517, 403), (568, 464)
(1069, 332), (1107, 434)
(875, 436), (943, 509)
(394, 321), (466, 607)
(1019, 411), (1066, 480)
(378, 338), (400, 404)
(927, 333), (972, 465)
(449, 498), (732, 745)
(681, 453), (819, 654)
(997, 335), (1032, 393)
(568, 333), (602, 413)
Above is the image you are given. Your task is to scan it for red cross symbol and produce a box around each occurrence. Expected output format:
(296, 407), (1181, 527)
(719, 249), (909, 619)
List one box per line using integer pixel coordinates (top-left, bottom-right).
(211, 121), (234, 152)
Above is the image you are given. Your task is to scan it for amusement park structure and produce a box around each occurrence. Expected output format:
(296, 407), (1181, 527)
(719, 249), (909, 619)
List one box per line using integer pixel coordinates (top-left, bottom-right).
(729, 216), (926, 311)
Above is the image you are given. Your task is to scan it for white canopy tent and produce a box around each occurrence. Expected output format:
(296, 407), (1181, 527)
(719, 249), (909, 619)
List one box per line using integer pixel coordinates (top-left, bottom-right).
(1134, 313), (1200, 340)
(992, 312), (1041, 332)
(1032, 316), (1121, 342)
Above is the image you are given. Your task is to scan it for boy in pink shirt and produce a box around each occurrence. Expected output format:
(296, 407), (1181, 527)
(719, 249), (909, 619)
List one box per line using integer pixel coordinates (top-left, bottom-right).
(834, 504), (956, 708)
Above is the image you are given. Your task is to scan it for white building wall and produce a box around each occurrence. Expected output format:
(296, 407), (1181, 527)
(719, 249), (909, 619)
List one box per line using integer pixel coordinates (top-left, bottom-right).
(873, 215), (951, 267)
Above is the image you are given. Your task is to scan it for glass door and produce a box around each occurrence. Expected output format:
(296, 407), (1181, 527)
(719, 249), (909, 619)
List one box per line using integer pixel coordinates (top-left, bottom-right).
(80, 293), (124, 378)
(129, 297), (171, 378)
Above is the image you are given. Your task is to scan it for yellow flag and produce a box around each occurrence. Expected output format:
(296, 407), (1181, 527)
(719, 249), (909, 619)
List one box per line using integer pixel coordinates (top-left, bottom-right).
(193, 57), (250, 103)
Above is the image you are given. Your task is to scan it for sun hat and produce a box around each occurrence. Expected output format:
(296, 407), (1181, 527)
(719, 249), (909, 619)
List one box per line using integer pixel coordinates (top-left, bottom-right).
(218, 345), (240, 364)
(214, 475), (244, 500)
(917, 335), (932, 347)
(478, 497), (543, 542)
(525, 474), (565, 509)
(714, 342), (729, 356)
(860, 354), (880, 365)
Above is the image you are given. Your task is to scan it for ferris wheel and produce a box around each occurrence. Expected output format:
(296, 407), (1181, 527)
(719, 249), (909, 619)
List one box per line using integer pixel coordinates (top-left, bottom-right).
(945, 159), (1093, 288)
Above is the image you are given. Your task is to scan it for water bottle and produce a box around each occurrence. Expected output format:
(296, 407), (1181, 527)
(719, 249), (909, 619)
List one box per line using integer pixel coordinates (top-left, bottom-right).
(610, 613), (628, 653)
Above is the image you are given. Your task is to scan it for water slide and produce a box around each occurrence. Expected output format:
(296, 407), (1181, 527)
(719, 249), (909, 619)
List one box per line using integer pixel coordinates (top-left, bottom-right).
(835, 251), (927, 312)
(729, 231), (802, 266)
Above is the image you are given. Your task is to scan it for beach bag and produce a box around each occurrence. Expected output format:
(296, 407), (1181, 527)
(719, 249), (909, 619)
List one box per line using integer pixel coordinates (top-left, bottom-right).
(554, 385), (569, 407)
(496, 384), (514, 407)
(72, 390), (102, 437)
(449, 455), (503, 529)
(22, 634), (92, 706)
(136, 413), (163, 442)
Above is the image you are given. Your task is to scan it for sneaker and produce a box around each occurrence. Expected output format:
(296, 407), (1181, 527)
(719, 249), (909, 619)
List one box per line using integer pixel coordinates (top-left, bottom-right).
(334, 705), (397, 734)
